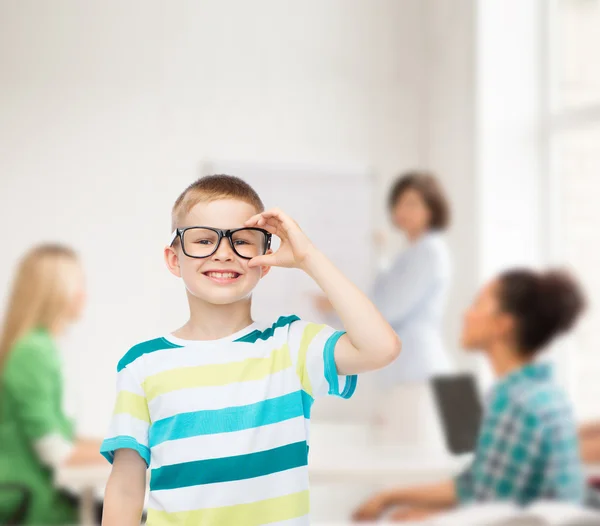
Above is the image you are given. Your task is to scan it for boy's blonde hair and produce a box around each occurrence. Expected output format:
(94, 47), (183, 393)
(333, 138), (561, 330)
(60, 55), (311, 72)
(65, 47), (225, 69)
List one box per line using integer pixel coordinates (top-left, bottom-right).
(171, 175), (265, 230)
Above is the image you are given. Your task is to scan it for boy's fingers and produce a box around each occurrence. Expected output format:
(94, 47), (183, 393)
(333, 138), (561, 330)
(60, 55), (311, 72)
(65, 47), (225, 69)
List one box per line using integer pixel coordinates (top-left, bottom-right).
(260, 207), (285, 218)
(246, 212), (280, 227)
(257, 223), (279, 236)
(245, 213), (265, 226)
(245, 215), (288, 239)
(258, 209), (296, 232)
(248, 254), (276, 267)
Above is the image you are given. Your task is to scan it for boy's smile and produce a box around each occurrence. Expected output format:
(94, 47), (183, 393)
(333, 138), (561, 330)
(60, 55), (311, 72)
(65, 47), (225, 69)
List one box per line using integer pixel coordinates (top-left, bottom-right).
(202, 268), (243, 285)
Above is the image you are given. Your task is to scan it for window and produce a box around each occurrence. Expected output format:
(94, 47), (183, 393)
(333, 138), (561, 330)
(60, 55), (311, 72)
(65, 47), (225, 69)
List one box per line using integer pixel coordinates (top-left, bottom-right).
(549, 0), (600, 419)
(554, 0), (600, 111)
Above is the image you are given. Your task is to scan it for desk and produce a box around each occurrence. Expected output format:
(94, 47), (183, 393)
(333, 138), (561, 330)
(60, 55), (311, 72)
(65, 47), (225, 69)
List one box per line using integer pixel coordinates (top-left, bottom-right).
(55, 419), (600, 526)
(55, 448), (467, 524)
(55, 465), (110, 525)
(310, 445), (470, 486)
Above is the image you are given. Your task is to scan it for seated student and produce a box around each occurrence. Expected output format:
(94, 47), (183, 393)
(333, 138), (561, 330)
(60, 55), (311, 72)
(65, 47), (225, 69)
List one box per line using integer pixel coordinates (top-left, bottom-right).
(354, 268), (586, 523)
(0, 245), (104, 525)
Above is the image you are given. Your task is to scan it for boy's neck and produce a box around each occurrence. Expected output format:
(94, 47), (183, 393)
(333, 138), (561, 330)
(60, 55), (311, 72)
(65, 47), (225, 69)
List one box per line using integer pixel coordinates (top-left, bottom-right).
(173, 295), (254, 341)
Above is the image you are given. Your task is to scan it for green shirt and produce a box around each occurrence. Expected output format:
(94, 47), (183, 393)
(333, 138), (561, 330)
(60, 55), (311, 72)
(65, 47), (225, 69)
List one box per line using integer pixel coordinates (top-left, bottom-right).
(0, 328), (77, 524)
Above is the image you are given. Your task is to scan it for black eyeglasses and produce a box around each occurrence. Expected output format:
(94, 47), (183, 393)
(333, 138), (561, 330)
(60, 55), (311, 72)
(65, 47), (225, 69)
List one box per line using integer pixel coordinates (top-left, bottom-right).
(169, 227), (272, 260)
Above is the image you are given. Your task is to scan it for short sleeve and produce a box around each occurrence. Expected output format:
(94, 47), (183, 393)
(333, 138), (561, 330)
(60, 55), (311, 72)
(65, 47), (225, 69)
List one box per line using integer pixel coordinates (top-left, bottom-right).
(287, 319), (357, 400)
(100, 362), (151, 467)
(3, 341), (69, 442)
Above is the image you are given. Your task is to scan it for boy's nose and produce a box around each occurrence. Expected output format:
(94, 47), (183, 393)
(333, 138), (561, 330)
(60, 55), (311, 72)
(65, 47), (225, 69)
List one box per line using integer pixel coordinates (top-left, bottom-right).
(211, 238), (235, 261)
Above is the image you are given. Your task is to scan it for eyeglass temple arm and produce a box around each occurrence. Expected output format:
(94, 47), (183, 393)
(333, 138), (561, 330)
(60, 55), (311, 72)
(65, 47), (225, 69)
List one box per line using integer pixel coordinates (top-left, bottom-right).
(168, 230), (178, 246)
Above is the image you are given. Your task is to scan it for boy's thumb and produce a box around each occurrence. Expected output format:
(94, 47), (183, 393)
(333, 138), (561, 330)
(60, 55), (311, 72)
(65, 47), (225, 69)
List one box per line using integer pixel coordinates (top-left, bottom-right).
(249, 255), (274, 268)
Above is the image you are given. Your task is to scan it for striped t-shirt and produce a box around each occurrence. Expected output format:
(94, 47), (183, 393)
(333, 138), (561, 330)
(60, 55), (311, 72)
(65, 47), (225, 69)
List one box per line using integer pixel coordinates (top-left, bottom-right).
(100, 315), (357, 526)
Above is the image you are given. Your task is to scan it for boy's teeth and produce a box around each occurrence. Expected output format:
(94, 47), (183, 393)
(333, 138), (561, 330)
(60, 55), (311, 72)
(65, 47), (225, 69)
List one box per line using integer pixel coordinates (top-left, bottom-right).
(208, 272), (237, 278)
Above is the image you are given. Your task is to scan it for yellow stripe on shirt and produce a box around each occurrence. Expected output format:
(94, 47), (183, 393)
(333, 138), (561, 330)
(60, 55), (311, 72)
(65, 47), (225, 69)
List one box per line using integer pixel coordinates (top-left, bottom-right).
(143, 345), (293, 401)
(147, 490), (309, 526)
(113, 391), (150, 423)
(296, 324), (325, 397)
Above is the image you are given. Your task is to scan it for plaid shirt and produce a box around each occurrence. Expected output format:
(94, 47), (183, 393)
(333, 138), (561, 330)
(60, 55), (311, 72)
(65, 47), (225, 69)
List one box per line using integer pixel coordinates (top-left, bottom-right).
(455, 363), (585, 506)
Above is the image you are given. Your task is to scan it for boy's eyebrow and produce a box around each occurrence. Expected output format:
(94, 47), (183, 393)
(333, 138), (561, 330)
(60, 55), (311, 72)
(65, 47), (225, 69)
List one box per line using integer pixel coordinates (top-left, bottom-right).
(175, 225), (252, 230)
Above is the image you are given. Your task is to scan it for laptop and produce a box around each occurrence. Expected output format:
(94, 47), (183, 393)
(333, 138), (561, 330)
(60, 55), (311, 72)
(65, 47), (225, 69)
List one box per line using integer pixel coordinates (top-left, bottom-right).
(431, 374), (483, 455)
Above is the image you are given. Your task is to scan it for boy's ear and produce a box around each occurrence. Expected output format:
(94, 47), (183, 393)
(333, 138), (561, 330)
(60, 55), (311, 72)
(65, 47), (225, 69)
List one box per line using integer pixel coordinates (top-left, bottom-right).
(164, 246), (182, 278)
(259, 249), (273, 279)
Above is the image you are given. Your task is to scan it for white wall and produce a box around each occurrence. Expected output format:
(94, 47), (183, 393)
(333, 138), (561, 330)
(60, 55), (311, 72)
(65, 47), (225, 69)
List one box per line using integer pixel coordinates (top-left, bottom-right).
(422, 0), (547, 385)
(421, 0), (478, 371)
(0, 0), (428, 435)
(477, 0), (545, 279)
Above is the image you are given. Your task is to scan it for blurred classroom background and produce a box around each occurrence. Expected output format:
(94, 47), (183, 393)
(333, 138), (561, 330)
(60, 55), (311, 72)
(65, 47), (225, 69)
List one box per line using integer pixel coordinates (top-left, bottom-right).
(1, 0), (600, 524)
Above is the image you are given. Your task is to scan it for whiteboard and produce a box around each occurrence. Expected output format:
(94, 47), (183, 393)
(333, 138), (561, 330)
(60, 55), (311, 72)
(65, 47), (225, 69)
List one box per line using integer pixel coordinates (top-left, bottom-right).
(204, 161), (375, 327)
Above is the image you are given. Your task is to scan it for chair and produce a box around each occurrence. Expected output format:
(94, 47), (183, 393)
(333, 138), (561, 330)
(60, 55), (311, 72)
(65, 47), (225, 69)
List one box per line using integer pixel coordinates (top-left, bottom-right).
(431, 373), (483, 454)
(0, 484), (31, 525)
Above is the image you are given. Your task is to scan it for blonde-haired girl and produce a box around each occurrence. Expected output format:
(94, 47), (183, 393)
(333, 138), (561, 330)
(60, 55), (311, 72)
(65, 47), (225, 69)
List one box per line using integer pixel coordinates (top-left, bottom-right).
(0, 244), (102, 524)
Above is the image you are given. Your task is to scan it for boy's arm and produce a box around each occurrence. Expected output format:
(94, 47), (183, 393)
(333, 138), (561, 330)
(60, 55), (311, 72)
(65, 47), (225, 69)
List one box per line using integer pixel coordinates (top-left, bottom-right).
(246, 208), (401, 376)
(301, 248), (401, 375)
(102, 449), (146, 526)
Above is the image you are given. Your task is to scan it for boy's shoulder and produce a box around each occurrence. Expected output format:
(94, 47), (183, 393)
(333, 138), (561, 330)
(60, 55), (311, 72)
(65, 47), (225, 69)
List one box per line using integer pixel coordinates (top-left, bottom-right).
(235, 314), (301, 344)
(115, 315), (305, 371)
(116, 335), (183, 373)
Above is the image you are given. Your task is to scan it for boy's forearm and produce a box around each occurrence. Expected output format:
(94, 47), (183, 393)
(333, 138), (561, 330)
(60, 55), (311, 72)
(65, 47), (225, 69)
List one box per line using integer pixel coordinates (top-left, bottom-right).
(102, 471), (145, 526)
(301, 248), (400, 361)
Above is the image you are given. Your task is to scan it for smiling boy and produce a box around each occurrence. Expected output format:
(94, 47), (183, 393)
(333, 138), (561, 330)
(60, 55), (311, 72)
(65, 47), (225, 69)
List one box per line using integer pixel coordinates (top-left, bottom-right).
(100, 175), (401, 525)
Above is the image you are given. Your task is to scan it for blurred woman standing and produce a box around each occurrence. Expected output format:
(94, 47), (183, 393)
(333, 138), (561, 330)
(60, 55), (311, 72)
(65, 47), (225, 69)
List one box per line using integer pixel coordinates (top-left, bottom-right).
(316, 171), (454, 383)
(371, 171), (453, 384)
(316, 171), (454, 446)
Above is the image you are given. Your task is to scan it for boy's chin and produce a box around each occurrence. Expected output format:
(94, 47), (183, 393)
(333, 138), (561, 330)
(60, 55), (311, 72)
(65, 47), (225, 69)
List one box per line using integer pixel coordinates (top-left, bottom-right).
(206, 296), (247, 306)
(188, 289), (252, 306)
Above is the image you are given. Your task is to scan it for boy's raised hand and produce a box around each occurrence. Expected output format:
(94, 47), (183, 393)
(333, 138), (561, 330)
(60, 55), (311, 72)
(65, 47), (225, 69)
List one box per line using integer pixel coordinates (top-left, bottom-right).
(245, 208), (316, 270)
(247, 208), (400, 377)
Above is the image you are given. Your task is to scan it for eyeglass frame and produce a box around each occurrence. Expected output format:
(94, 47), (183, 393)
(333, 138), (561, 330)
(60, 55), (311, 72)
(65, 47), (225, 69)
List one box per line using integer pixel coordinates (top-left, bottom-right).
(169, 226), (272, 260)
